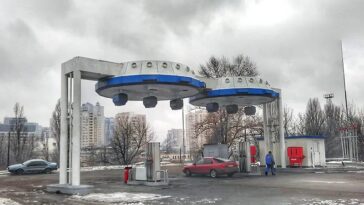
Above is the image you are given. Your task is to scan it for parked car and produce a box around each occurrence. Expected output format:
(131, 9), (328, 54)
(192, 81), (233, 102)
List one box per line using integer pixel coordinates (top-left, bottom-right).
(7, 159), (58, 175)
(183, 157), (238, 178)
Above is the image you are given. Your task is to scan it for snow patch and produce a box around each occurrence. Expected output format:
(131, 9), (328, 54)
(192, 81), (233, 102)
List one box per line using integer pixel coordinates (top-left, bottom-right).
(81, 165), (124, 172)
(192, 198), (221, 204)
(73, 192), (170, 203)
(0, 198), (21, 205)
(302, 180), (346, 184)
(293, 198), (363, 205)
(348, 170), (364, 174)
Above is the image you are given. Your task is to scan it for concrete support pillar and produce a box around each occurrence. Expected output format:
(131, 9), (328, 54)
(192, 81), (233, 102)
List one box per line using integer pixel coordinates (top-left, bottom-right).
(71, 70), (81, 186)
(59, 71), (68, 184)
(245, 141), (251, 172)
(277, 89), (286, 168)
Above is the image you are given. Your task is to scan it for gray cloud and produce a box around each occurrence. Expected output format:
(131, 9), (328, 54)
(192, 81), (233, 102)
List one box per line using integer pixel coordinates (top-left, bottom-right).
(141, 0), (241, 35)
(0, 0), (363, 139)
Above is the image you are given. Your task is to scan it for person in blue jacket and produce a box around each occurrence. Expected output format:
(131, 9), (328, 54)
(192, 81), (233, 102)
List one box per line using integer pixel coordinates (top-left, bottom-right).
(265, 151), (275, 176)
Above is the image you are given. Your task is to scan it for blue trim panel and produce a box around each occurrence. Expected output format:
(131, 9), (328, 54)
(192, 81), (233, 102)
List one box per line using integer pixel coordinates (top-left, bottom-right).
(207, 88), (279, 98)
(96, 74), (206, 91)
(256, 135), (325, 141)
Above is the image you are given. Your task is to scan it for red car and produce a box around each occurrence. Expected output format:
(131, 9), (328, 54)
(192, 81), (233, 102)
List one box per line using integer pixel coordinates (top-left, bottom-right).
(183, 157), (238, 178)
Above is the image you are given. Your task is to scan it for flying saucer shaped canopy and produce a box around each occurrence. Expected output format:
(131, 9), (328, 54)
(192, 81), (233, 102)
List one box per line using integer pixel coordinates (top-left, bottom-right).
(95, 60), (205, 108)
(189, 76), (279, 108)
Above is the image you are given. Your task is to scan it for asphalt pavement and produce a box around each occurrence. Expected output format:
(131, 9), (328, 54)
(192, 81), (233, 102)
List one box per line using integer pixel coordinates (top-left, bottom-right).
(0, 166), (363, 205)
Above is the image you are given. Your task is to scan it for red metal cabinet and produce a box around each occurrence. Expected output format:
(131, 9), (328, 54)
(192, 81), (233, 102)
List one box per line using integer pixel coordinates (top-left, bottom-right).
(287, 147), (305, 167)
(250, 145), (257, 163)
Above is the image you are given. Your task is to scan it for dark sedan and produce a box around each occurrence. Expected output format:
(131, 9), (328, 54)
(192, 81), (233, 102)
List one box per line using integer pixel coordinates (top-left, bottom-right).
(8, 159), (58, 175)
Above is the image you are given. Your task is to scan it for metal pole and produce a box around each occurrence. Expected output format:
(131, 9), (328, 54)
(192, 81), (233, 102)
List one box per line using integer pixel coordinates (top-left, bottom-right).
(340, 40), (349, 120)
(182, 101), (185, 159)
(59, 71), (69, 184)
(349, 137), (352, 161)
(277, 89), (286, 168)
(7, 132), (10, 167)
(71, 70), (81, 186)
(355, 136), (358, 161)
(343, 137), (347, 159)
(179, 148), (182, 164)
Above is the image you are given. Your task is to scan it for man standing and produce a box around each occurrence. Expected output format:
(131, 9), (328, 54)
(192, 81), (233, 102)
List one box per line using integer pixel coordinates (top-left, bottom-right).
(265, 151), (275, 176)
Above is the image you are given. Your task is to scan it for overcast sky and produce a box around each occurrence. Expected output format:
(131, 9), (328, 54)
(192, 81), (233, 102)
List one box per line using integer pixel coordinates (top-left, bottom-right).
(0, 0), (363, 141)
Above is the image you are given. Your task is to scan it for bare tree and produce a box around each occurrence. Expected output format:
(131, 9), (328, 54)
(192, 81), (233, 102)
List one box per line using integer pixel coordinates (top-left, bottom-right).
(111, 115), (153, 165)
(194, 109), (263, 158)
(10, 103), (35, 163)
(162, 135), (174, 154)
(293, 113), (306, 135)
(343, 104), (364, 160)
(194, 54), (260, 158)
(304, 98), (325, 135)
(97, 146), (112, 166)
(41, 129), (50, 161)
(199, 55), (258, 78)
(324, 102), (343, 158)
(283, 106), (295, 137)
(357, 109), (364, 160)
(0, 135), (6, 168)
(50, 100), (61, 163)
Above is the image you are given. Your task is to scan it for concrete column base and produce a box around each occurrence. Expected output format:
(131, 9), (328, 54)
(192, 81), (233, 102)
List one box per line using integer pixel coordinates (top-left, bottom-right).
(46, 184), (94, 195)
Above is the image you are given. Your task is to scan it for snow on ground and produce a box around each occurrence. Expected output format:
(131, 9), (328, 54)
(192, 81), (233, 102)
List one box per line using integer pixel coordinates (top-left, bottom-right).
(81, 165), (124, 172)
(348, 170), (364, 174)
(77, 163), (182, 172)
(0, 171), (8, 176)
(326, 161), (364, 169)
(301, 180), (346, 184)
(0, 198), (20, 205)
(291, 198), (363, 205)
(72, 192), (170, 204)
(191, 198), (221, 204)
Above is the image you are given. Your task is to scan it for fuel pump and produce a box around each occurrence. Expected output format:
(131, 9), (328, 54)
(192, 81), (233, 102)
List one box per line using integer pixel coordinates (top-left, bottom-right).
(239, 141), (251, 173)
(146, 142), (161, 181)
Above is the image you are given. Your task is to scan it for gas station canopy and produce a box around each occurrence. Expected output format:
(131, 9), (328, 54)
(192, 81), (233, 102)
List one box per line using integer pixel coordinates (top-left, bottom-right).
(94, 60), (279, 113)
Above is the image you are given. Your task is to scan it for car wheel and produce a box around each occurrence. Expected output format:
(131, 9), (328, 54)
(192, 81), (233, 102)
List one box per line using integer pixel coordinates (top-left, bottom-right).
(16, 169), (24, 175)
(210, 169), (217, 178)
(44, 168), (51, 174)
(185, 169), (191, 177)
(227, 173), (234, 177)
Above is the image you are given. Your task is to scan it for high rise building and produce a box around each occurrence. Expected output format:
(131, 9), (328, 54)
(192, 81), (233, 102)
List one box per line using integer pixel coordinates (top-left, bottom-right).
(115, 112), (146, 127)
(104, 117), (114, 146)
(185, 108), (208, 154)
(0, 117), (42, 138)
(164, 129), (183, 153)
(81, 102), (105, 148)
(0, 117), (43, 163)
